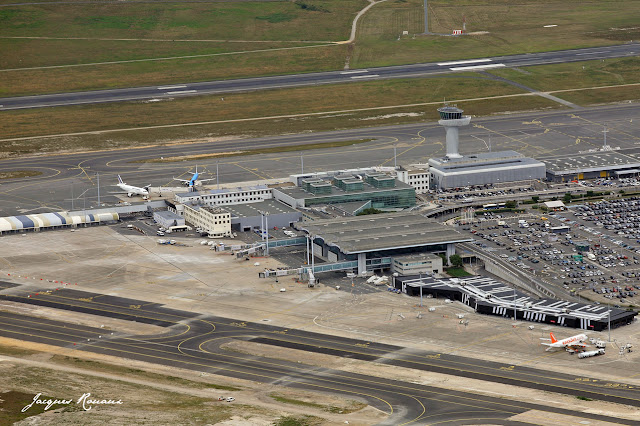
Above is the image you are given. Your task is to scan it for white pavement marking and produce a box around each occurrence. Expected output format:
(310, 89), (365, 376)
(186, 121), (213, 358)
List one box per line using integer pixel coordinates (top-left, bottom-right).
(576, 51), (611, 56)
(350, 74), (379, 79)
(157, 85), (187, 90)
(165, 90), (197, 95)
(340, 70), (369, 74)
(437, 58), (492, 66)
(449, 63), (505, 71)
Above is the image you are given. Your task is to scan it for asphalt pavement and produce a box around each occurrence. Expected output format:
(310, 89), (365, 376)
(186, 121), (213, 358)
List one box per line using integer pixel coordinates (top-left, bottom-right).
(0, 44), (637, 110)
(0, 103), (639, 217)
(0, 284), (639, 425)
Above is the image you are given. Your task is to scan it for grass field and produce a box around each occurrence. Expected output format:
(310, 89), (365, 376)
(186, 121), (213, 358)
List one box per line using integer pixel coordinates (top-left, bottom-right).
(0, 43), (347, 97)
(134, 139), (376, 163)
(1, 75), (525, 139)
(351, 0), (640, 67)
(0, 0), (364, 95)
(0, 74), (562, 158)
(489, 57), (640, 91)
(1, 0), (639, 96)
(0, 1), (363, 40)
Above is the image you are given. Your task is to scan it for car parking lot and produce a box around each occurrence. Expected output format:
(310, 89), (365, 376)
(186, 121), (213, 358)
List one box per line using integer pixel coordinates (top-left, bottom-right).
(461, 202), (640, 308)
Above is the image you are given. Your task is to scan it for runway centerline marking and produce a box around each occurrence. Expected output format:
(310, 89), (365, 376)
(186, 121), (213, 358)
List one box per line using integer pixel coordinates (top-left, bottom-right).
(157, 85), (187, 90)
(438, 58), (492, 66)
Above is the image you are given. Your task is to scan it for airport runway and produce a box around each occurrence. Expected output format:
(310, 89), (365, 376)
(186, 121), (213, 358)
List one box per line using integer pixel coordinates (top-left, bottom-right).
(0, 44), (637, 110)
(0, 103), (639, 217)
(0, 284), (639, 425)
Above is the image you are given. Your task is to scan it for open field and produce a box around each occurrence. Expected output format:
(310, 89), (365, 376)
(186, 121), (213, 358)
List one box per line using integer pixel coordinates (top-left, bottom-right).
(2, 0), (640, 95)
(489, 57), (640, 91)
(0, 0), (364, 95)
(0, 43), (346, 97)
(555, 84), (640, 106)
(134, 138), (376, 163)
(351, 0), (640, 67)
(0, 95), (559, 159)
(487, 57), (640, 106)
(0, 1), (362, 41)
(0, 39), (324, 70)
(0, 75), (561, 158)
(5, 53), (640, 158)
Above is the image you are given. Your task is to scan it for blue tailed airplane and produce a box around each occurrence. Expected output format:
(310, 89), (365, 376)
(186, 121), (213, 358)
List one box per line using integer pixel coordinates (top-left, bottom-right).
(173, 165), (215, 188)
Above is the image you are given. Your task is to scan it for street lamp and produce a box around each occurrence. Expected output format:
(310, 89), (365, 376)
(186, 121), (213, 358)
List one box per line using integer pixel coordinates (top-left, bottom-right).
(423, 0), (429, 34)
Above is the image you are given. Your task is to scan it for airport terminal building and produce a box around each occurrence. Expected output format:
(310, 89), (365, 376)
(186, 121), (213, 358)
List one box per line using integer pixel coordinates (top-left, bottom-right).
(274, 172), (416, 210)
(295, 212), (471, 274)
(223, 199), (302, 232)
(394, 275), (638, 330)
(429, 151), (546, 189)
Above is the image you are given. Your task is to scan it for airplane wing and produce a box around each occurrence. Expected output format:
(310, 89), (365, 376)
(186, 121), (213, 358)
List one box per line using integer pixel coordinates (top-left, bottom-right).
(196, 178), (216, 184)
(173, 177), (190, 184)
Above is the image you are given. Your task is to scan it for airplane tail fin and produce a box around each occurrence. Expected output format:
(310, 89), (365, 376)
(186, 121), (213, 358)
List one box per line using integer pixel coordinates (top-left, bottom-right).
(550, 332), (557, 344)
(117, 175), (124, 184)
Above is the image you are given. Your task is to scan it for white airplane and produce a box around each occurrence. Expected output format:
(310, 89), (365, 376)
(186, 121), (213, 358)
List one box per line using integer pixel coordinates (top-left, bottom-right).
(540, 332), (589, 352)
(173, 165), (215, 188)
(116, 175), (150, 197)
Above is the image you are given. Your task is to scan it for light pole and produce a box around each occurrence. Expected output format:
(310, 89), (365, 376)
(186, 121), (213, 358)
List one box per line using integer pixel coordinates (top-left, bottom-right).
(608, 300), (611, 342)
(513, 287), (517, 320)
(423, 0), (428, 34)
(393, 142), (398, 169)
(419, 273), (423, 307)
(310, 235), (315, 272)
(265, 212), (269, 256)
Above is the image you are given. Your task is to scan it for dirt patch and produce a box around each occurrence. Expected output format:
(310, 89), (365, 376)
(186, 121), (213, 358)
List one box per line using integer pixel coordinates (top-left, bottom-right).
(0, 301), (165, 336)
(0, 338), (387, 425)
(221, 340), (640, 422)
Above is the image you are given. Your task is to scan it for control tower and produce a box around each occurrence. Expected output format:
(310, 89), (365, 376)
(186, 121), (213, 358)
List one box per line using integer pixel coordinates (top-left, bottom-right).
(438, 105), (471, 159)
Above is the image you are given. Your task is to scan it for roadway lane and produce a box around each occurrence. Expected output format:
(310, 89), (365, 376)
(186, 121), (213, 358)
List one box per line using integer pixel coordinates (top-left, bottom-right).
(0, 43), (637, 110)
(2, 284), (640, 412)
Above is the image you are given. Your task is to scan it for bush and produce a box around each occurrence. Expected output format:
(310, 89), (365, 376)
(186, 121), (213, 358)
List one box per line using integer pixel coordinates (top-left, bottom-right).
(294, 1), (329, 12)
(356, 207), (384, 216)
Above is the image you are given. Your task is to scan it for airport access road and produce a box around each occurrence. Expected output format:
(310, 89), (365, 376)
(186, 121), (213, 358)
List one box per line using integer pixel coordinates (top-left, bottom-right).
(0, 285), (639, 426)
(0, 43), (637, 110)
(0, 103), (639, 217)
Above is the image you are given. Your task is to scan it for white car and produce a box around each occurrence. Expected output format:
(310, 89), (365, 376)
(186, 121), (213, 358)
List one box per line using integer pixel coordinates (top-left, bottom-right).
(226, 397), (235, 402)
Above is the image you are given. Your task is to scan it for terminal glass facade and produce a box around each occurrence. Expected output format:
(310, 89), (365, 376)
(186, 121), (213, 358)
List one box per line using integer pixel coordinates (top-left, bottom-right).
(302, 188), (416, 209)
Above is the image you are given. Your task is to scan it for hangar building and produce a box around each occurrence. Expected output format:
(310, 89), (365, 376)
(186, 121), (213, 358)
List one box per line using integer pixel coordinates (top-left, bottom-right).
(541, 148), (640, 182)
